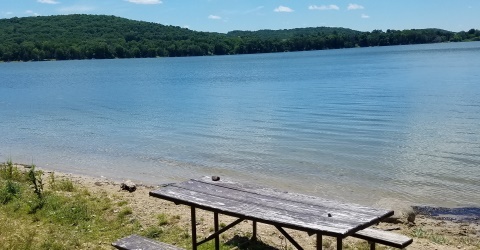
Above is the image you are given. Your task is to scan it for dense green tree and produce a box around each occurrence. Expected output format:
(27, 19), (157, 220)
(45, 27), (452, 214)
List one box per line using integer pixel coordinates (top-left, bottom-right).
(0, 14), (479, 62)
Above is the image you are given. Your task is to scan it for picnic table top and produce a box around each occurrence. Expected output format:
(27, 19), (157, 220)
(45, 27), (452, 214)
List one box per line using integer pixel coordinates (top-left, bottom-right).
(149, 176), (393, 237)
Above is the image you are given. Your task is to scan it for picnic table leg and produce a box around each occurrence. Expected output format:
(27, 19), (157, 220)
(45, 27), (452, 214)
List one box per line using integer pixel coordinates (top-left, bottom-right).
(252, 221), (257, 241)
(214, 212), (220, 250)
(336, 237), (343, 250)
(275, 226), (304, 250)
(316, 234), (322, 249)
(191, 206), (197, 250)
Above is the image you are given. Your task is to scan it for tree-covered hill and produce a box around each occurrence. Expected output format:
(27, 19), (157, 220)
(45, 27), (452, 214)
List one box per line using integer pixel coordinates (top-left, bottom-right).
(0, 14), (479, 61)
(227, 27), (361, 39)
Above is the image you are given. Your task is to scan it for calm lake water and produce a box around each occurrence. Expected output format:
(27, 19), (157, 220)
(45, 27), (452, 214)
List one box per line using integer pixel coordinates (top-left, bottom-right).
(1, 42), (480, 207)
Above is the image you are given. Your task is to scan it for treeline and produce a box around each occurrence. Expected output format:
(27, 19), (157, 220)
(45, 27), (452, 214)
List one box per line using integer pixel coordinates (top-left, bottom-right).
(1, 14), (479, 61)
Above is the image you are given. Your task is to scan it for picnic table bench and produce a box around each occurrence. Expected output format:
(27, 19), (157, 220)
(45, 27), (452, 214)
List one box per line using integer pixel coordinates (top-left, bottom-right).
(112, 230), (411, 250)
(112, 234), (185, 250)
(142, 176), (411, 250)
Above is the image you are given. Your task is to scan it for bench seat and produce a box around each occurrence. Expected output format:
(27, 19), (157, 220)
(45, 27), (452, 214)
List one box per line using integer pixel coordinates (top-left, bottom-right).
(112, 229), (411, 250)
(353, 228), (413, 249)
(112, 235), (185, 250)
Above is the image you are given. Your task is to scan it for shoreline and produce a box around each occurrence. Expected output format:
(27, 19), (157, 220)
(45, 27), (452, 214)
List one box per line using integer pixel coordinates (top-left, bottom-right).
(11, 162), (480, 250)
(16, 161), (480, 215)
(23, 159), (480, 209)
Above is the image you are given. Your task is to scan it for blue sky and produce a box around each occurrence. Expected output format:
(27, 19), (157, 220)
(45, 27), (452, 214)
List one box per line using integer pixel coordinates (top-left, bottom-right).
(1, 0), (479, 33)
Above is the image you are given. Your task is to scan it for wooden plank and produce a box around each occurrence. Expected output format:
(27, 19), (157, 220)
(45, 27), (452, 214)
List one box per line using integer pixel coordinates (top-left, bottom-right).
(353, 228), (413, 248)
(152, 189), (386, 236)
(197, 177), (391, 219)
(151, 185), (349, 236)
(176, 179), (390, 224)
(112, 235), (185, 250)
(151, 185), (352, 234)
(150, 178), (392, 236)
(171, 181), (377, 229)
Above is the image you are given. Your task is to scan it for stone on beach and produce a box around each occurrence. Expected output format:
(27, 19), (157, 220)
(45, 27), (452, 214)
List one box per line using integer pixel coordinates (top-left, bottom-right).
(375, 198), (416, 224)
(120, 180), (137, 192)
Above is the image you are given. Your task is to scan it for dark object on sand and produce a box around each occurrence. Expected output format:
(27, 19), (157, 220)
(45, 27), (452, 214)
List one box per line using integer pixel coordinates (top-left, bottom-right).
(121, 180), (137, 192)
(211, 176), (220, 181)
(375, 198), (416, 224)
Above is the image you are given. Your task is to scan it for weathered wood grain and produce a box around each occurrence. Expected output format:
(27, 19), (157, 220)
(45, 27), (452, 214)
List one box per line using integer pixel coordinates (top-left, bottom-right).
(179, 179), (389, 222)
(112, 234), (185, 250)
(150, 177), (393, 237)
(353, 228), (413, 248)
(152, 185), (352, 235)
(197, 176), (390, 217)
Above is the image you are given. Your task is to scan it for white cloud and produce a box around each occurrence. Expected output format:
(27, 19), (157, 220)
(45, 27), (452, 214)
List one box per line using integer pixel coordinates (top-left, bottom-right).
(58, 5), (95, 14)
(308, 5), (339, 11)
(274, 6), (294, 13)
(348, 4), (365, 10)
(26, 10), (40, 16)
(208, 15), (222, 20)
(37, 0), (60, 4)
(6, 11), (14, 15)
(361, 14), (370, 19)
(125, 0), (162, 4)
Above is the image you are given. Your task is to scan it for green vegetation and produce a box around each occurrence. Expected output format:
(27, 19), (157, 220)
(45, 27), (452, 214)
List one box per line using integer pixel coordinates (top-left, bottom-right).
(0, 14), (479, 62)
(411, 227), (449, 245)
(0, 160), (140, 249)
(0, 160), (289, 250)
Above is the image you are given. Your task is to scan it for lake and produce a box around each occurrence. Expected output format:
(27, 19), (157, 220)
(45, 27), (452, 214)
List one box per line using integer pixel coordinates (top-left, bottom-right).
(1, 42), (479, 207)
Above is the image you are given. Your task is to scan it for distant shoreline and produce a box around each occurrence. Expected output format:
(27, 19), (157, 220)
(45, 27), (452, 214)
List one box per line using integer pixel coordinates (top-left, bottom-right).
(1, 14), (479, 62)
(1, 40), (479, 65)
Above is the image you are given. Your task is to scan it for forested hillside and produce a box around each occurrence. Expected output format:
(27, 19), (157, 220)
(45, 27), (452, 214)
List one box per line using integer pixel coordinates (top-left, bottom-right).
(0, 14), (479, 61)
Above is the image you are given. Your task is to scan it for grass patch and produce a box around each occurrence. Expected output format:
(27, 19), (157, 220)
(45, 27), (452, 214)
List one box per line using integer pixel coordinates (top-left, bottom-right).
(118, 207), (133, 220)
(157, 213), (169, 226)
(156, 213), (181, 226)
(144, 226), (164, 238)
(412, 227), (427, 238)
(410, 227), (451, 245)
(0, 159), (24, 181)
(116, 200), (128, 206)
(49, 172), (75, 192)
(0, 160), (141, 249)
(0, 180), (21, 204)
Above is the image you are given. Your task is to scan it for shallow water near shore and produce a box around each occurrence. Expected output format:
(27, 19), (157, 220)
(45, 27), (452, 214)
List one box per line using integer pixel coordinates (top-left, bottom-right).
(1, 42), (480, 207)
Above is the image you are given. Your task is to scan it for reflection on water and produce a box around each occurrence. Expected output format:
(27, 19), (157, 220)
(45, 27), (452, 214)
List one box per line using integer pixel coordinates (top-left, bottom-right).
(1, 42), (480, 207)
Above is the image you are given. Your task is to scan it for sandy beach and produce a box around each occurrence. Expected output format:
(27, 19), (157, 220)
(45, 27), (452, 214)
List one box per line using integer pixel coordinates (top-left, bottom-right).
(23, 164), (478, 250)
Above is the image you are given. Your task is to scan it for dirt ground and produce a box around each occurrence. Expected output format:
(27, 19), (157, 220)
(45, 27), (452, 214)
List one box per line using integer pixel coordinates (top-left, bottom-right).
(42, 167), (480, 250)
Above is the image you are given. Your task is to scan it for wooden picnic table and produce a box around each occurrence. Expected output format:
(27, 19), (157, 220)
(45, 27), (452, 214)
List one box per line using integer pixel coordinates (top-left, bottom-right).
(149, 176), (394, 250)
